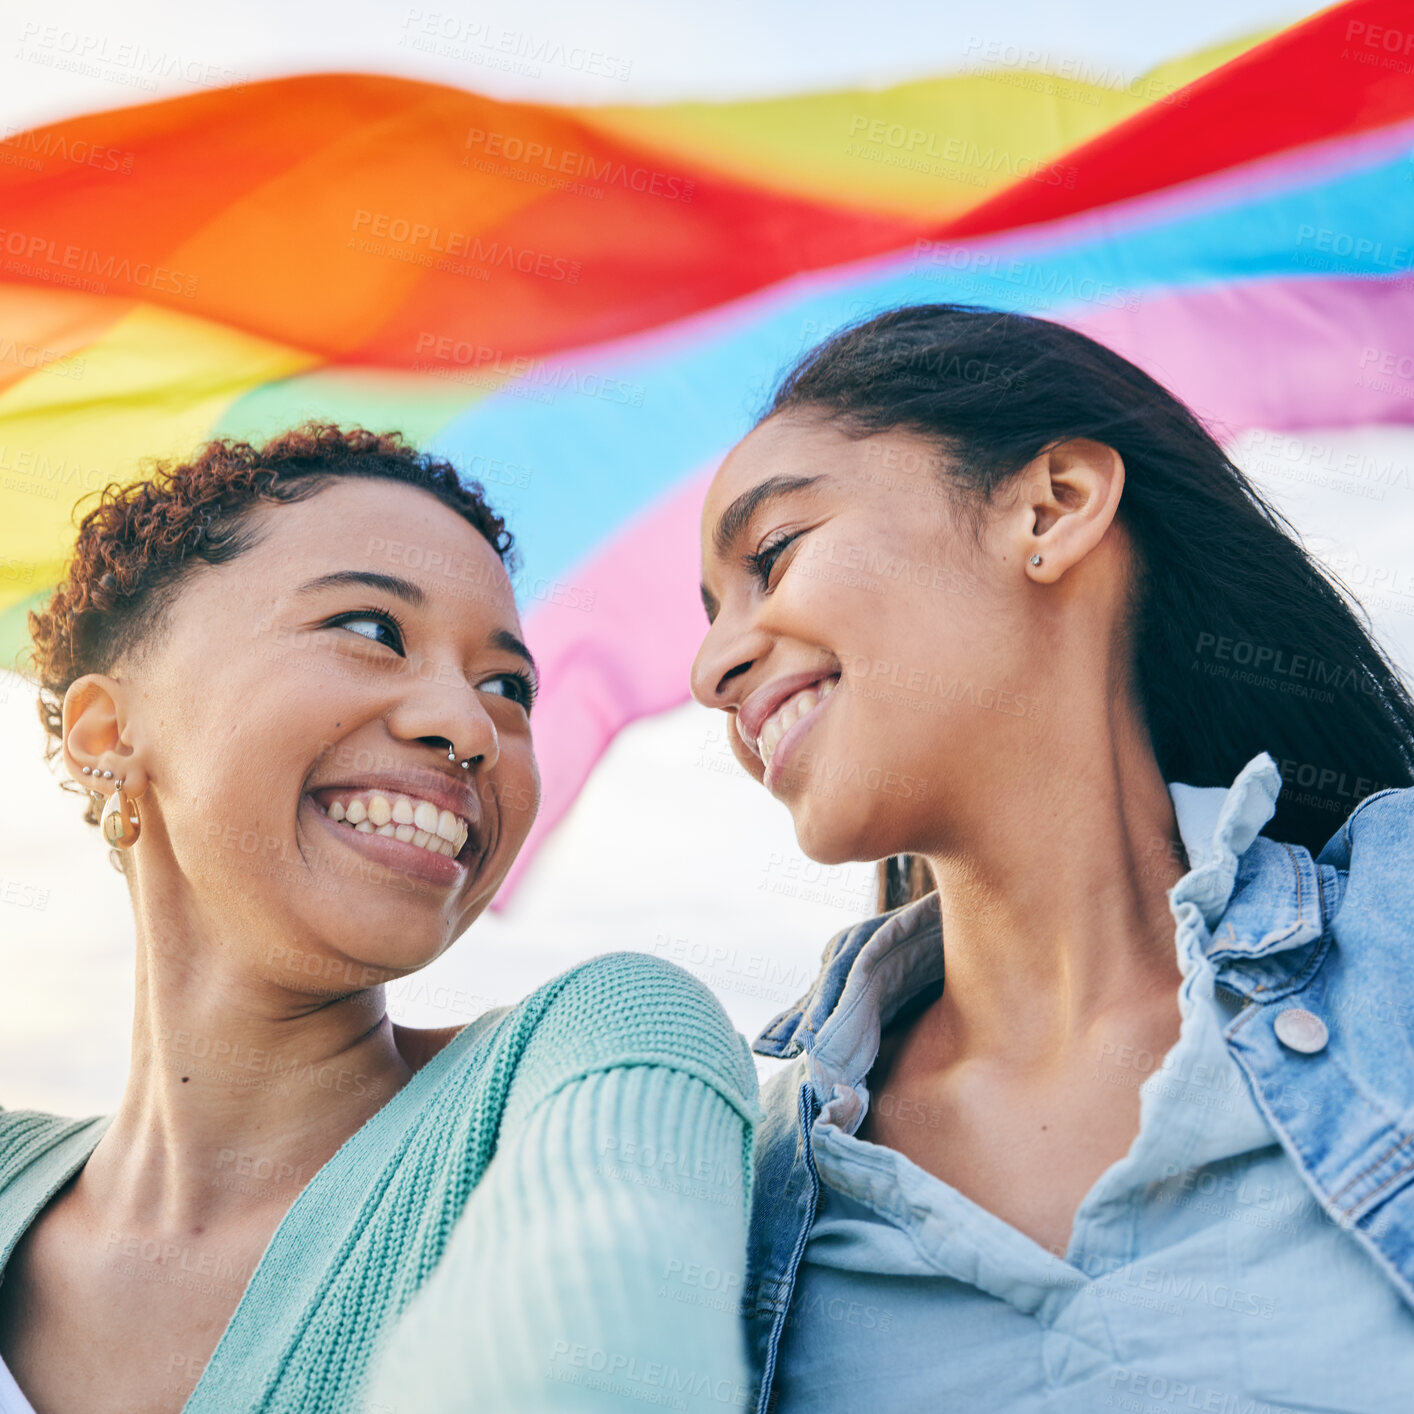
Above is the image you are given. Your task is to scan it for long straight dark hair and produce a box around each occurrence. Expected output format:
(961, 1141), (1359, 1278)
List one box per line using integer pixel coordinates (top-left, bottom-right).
(760, 304), (1414, 912)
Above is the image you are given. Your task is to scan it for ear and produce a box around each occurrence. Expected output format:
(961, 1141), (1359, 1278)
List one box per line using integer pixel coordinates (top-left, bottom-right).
(63, 674), (149, 796)
(1010, 438), (1125, 582)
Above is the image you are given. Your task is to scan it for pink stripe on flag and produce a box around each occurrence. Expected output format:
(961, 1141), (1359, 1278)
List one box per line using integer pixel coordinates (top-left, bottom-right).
(494, 465), (717, 905)
(1067, 275), (1414, 437)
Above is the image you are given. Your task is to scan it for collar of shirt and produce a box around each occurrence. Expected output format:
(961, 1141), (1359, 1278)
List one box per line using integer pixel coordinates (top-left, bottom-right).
(775, 753), (1286, 1156)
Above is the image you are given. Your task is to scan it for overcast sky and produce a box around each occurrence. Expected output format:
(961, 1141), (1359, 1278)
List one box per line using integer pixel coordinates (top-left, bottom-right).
(1, 0), (1325, 131)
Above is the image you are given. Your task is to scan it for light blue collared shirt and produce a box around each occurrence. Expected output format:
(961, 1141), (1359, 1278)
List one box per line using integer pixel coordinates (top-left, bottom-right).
(773, 769), (1414, 1413)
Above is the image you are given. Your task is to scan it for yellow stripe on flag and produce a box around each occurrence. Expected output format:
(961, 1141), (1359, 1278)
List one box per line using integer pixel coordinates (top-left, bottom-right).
(574, 31), (1279, 219)
(0, 296), (318, 668)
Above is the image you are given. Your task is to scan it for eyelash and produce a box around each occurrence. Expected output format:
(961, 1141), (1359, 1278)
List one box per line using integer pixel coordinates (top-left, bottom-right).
(327, 606), (538, 711)
(489, 670), (538, 711)
(329, 603), (408, 651)
(744, 529), (804, 588)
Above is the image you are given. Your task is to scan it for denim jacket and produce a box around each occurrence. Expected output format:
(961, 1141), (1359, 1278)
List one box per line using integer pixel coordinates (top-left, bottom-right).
(742, 751), (1414, 1414)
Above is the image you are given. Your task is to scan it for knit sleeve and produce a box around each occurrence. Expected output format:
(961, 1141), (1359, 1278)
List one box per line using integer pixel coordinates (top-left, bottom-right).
(362, 1060), (755, 1413)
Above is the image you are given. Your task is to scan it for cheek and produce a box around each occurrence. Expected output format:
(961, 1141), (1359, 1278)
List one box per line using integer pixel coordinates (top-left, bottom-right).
(784, 543), (949, 656)
(493, 738), (540, 837)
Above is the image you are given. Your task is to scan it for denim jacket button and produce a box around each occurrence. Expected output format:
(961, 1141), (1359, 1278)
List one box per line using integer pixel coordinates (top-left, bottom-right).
(1273, 1007), (1329, 1054)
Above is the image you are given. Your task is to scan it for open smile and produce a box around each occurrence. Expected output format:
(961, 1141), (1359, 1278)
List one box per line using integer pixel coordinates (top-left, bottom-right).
(736, 674), (841, 794)
(301, 788), (481, 888)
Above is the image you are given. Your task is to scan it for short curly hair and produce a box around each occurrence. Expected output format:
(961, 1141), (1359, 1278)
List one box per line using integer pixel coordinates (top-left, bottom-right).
(25, 421), (515, 841)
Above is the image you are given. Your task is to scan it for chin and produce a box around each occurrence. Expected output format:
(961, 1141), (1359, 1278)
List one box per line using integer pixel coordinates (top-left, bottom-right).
(789, 806), (871, 868)
(792, 783), (919, 868)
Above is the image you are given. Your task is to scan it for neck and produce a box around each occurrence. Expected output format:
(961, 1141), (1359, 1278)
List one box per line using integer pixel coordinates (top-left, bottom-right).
(79, 897), (417, 1234)
(921, 709), (1188, 1067)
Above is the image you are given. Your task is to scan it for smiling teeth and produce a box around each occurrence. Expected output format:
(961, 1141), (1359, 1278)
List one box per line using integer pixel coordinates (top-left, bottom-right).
(756, 676), (838, 767)
(320, 792), (468, 858)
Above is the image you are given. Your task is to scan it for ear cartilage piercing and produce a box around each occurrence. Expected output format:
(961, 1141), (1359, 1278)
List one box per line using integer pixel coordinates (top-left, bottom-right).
(1029, 554), (1043, 566)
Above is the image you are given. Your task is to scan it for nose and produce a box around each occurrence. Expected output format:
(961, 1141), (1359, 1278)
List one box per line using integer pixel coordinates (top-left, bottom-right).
(690, 611), (763, 710)
(389, 667), (501, 771)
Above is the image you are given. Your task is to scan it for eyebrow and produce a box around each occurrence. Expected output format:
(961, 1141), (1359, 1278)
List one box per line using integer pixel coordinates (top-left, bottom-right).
(710, 474), (824, 559)
(295, 570), (538, 680)
(294, 570), (427, 608)
(489, 627), (539, 683)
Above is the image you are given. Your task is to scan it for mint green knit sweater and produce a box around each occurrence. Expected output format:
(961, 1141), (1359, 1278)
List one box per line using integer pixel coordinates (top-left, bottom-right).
(0, 952), (761, 1413)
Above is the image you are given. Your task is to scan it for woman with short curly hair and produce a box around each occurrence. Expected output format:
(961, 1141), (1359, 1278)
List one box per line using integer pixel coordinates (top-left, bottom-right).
(0, 423), (759, 1414)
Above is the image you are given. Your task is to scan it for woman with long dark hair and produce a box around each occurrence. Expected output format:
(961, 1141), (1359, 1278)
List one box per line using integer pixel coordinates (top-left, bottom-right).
(690, 305), (1414, 1412)
(0, 424), (757, 1414)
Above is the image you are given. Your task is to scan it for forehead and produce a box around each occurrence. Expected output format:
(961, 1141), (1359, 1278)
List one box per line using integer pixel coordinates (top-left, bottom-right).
(247, 477), (518, 614)
(703, 414), (850, 514)
(701, 414), (952, 552)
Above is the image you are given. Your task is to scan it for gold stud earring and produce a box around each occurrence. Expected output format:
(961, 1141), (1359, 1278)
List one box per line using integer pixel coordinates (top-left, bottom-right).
(101, 777), (142, 850)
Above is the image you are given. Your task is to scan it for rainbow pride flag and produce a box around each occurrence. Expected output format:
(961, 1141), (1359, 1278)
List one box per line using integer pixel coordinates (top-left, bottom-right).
(3, 0), (1412, 897)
